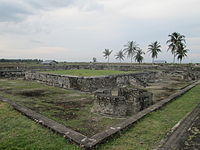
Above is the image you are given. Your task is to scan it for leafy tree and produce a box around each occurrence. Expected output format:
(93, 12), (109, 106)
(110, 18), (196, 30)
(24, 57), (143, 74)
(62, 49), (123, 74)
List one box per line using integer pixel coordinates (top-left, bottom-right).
(134, 49), (145, 64)
(123, 41), (139, 63)
(115, 50), (125, 63)
(103, 49), (113, 63)
(177, 43), (188, 63)
(167, 32), (186, 63)
(147, 41), (161, 63)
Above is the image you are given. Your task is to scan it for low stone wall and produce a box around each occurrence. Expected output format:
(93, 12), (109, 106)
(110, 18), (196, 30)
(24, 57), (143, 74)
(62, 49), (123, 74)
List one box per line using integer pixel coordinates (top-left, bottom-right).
(92, 95), (127, 116)
(0, 70), (24, 78)
(92, 88), (153, 117)
(1, 64), (200, 81)
(25, 71), (158, 92)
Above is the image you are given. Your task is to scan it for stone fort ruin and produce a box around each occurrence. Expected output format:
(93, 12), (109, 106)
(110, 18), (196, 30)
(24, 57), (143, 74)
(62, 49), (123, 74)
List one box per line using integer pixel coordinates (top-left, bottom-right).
(92, 87), (153, 117)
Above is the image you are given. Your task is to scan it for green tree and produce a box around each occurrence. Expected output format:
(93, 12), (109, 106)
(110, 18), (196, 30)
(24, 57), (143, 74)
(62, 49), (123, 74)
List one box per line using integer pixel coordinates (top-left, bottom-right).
(134, 49), (145, 64)
(124, 41), (139, 63)
(177, 43), (188, 63)
(103, 49), (113, 63)
(147, 41), (161, 63)
(167, 32), (186, 63)
(115, 50), (125, 63)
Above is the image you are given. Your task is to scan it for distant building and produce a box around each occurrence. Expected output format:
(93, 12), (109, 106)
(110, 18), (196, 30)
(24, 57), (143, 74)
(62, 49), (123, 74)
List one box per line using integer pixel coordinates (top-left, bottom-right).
(154, 60), (167, 64)
(41, 60), (58, 65)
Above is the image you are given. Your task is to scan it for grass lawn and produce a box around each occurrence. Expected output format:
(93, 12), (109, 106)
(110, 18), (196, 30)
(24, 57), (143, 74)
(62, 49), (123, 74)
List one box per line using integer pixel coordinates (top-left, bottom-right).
(0, 80), (200, 150)
(42, 69), (135, 77)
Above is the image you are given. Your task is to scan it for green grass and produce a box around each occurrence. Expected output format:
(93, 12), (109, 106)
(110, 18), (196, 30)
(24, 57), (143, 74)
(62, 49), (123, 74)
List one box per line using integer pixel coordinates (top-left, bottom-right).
(0, 80), (200, 150)
(0, 102), (82, 150)
(42, 69), (135, 77)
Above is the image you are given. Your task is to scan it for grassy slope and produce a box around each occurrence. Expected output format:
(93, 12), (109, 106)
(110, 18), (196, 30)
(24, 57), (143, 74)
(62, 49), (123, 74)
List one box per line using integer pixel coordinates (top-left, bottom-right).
(42, 69), (134, 76)
(0, 84), (200, 150)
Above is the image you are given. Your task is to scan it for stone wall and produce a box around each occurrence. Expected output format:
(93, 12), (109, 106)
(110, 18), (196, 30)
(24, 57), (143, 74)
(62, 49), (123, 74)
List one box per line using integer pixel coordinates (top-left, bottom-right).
(25, 71), (158, 92)
(0, 64), (158, 71)
(0, 64), (196, 72)
(0, 70), (24, 78)
(92, 88), (153, 117)
(1, 64), (200, 80)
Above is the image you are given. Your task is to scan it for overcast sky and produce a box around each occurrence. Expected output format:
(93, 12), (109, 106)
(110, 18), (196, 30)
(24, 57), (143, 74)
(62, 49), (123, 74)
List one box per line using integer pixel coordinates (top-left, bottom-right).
(0, 0), (200, 63)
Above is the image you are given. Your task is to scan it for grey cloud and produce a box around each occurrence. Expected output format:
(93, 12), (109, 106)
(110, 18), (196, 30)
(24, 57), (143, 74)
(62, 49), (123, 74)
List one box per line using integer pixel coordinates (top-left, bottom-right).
(25, 0), (75, 11)
(0, 1), (32, 22)
(0, 0), (75, 22)
(30, 40), (43, 44)
(0, 0), (103, 23)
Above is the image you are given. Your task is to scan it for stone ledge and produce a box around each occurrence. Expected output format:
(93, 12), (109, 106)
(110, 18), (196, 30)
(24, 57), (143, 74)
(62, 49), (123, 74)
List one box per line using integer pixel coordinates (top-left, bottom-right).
(155, 103), (200, 150)
(0, 80), (199, 149)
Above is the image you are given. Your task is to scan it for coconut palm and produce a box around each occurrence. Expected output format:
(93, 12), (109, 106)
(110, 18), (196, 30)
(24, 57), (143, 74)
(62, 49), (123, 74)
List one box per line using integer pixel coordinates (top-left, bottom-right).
(177, 43), (188, 64)
(134, 49), (145, 64)
(93, 57), (97, 63)
(103, 49), (112, 63)
(123, 41), (139, 63)
(167, 32), (186, 63)
(115, 50), (125, 63)
(147, 41), (161, 63)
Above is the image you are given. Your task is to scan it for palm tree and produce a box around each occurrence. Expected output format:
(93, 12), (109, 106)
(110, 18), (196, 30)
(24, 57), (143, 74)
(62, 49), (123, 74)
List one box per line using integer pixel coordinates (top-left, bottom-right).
(93, 57), (97, 63)
(134, 49), (145, 64)
(147, 41), (161, 63)
(123, 41), (139, 63)
(103, 49), (112, 63)
(167, 32), (186, 63)
(115, 50), (125, 63)
(177, 43), (188, 64)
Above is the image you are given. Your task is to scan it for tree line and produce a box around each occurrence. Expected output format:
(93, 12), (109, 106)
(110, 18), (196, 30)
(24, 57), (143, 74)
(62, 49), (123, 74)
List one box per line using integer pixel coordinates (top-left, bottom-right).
(101, 32), (188, 64)
(0, 59), (42, 63)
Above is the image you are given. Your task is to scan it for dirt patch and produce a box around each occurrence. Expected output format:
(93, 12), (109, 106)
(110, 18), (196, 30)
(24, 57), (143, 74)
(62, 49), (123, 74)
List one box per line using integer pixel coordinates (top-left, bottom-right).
(53, 100), (93, 109)
(16, 89), (49, 97)
(0, 103), (4, 108)
(152, 89), (175, 102)
(53, 111), (77, 120)
(56, 101), (82, 109)
(79, 118), (104, 136)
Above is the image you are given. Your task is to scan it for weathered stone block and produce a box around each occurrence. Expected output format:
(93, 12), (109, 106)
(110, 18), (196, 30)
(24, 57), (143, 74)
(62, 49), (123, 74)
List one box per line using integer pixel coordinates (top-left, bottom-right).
(92, 87), (153, 117)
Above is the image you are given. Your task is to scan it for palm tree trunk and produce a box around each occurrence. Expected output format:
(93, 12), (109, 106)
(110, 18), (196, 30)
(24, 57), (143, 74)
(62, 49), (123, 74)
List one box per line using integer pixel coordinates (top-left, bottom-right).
(152, 57), (154, 64)
(108, 56), (109, 64)
(131, 57), (133, 63)
(173, 54), (176, 63)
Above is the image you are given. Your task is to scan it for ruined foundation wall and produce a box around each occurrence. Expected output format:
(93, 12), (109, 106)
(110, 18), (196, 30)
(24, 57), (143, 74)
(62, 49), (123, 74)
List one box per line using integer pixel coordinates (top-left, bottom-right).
(92, 95), (128, 116)
(0, 70), (24, 78)
(92, 88), (153, 117)
(25, 71), (158, 92)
